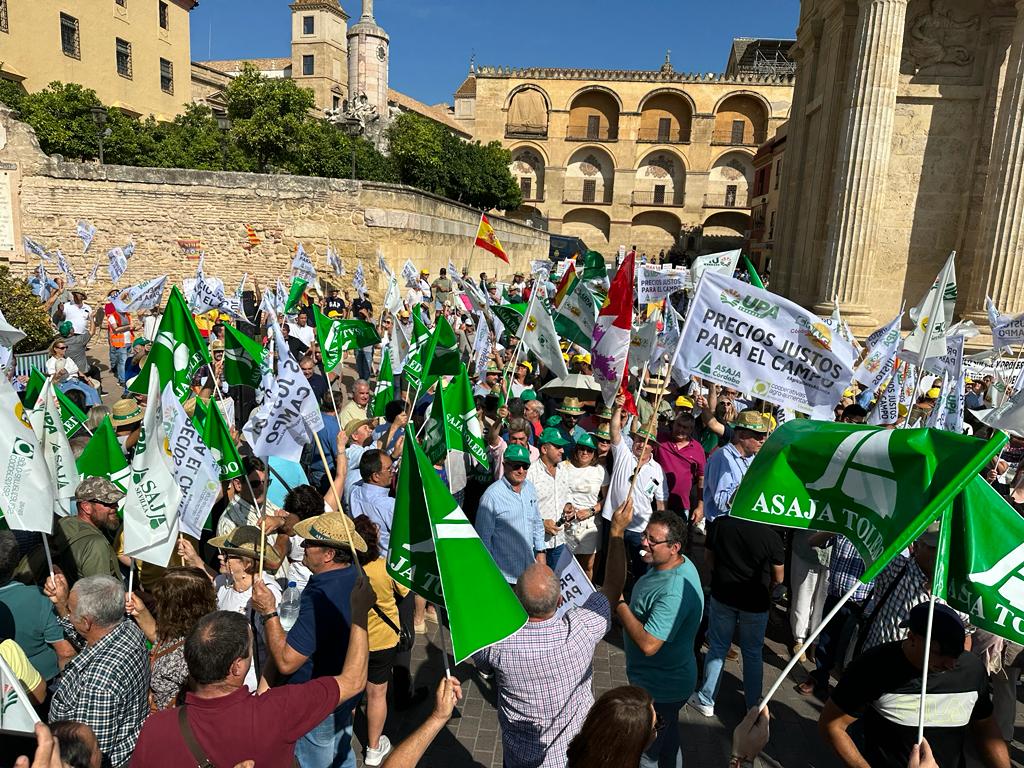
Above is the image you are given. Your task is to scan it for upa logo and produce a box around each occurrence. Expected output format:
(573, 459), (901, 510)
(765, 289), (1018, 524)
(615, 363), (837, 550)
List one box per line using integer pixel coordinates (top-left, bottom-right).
(806, 429), (899, 520)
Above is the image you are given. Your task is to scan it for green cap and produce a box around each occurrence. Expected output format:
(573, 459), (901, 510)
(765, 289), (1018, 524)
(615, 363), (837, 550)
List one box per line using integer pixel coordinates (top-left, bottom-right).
(575, 432), (596, 450)
(520, 389), (538, 402)
(545, 415), (562, 428)
(503, 443), (531, 464)
(538, 427), (570, 447)
(58, 321), (73, 337)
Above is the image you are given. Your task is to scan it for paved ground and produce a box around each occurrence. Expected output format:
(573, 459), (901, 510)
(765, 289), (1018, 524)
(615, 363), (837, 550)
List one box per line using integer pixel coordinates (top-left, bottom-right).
(88, 340), (1024, 768)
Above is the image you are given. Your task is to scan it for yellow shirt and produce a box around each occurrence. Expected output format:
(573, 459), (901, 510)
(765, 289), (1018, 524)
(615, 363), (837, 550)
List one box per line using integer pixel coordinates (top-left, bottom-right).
(0, 638), (43, 696)
(364, 559), (408, 652)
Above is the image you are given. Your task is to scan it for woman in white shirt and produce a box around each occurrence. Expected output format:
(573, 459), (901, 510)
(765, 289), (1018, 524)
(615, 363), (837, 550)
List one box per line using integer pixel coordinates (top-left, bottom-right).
(45, 338), (81, 378)
(559, 432), (609, 581)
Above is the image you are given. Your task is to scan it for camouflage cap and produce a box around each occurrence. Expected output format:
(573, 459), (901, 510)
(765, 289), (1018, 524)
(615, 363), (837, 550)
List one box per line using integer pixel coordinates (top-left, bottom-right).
(74, 476), (126, 505)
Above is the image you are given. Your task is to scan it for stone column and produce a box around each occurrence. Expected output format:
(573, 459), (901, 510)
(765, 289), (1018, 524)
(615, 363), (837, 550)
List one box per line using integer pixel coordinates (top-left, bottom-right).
(969, 0), (1024, 319)
(815, 0), (909, 329)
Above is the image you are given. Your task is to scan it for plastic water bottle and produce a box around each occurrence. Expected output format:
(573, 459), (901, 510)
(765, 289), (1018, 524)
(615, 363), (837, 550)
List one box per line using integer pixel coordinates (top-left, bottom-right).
(278, 581), (301, 632)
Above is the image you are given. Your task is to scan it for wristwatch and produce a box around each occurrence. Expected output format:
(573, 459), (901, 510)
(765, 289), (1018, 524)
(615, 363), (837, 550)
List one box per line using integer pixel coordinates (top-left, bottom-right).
(262, 611), (279, 621)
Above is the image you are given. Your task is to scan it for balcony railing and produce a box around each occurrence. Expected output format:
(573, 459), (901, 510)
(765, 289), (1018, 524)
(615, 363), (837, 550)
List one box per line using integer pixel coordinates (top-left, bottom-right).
(505, 127), (548, 140)
(636, 127), (691, 144)
(710, 127), (767, 146)
(566, 124), (618, 142)
(632, 190), (684, 207)
(563, 187), (614, 205)
(703, 194), (751, 209)
(521, 195), (545, 203)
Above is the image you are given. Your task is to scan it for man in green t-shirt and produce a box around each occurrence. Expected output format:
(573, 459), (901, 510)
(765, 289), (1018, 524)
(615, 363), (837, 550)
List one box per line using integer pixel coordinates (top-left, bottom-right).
(614, 511), (704, 768)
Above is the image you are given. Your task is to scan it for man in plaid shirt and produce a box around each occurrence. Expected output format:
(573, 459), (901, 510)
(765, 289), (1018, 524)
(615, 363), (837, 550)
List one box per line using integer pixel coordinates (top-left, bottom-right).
(45, 574), (149, 768)
(474, 499), (633, 768)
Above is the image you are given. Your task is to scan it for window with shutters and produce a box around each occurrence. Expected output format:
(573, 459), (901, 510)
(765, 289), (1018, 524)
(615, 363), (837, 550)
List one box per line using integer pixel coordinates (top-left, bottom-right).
(160, 58), (173, 93)
(116, 39), (132, 79)
(657, 117), (671, 143)
(0, 0), (8, 33)
(730, 120), (746, 144)
(159, 1), (169, 29)
(520, 177), (532, 200)
(725, 185), (737, 207)
(586, 115), (600, 140)
(60, 13), (80, 59)
(582, 180), (597, 203)
(653, 185), (666, 205)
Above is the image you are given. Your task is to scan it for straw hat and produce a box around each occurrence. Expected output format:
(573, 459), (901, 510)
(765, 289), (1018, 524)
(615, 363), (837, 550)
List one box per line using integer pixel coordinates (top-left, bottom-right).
(557, 397), (585, 416)
(111, 399), (143, 428)
(642, 377), (670, 396)
(208, 525), (284, 570)
(731, 411), (770, 433)
(595, 406), (613, 421)
(293, 512), (368, 553)
(591, 426), (612, 442)
(632, 420), (658, 442)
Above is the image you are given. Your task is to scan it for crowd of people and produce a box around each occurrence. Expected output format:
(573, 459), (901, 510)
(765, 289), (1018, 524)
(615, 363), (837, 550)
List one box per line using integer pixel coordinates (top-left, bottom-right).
(1, 259), (1020, 768)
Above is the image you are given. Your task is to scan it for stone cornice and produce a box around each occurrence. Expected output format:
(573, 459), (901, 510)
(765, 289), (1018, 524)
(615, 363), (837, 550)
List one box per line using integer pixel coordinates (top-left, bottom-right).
(474, 65), (794, 86)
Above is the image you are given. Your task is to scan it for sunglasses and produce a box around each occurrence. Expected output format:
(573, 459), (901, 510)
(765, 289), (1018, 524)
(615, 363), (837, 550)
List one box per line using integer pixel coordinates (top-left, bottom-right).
(54, 345), (67, 350)
(505, 462), (530, 471)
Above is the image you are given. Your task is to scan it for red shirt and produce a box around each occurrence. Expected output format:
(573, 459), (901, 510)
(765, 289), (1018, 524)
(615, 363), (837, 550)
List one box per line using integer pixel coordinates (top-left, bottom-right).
(130, 677), (339, 767)
(653, 438), (706, 513)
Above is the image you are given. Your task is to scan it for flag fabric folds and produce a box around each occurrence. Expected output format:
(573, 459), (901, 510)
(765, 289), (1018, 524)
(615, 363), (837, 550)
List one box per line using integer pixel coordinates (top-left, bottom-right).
(519, 299), (569, 380)
(32, 378), (82, 518)
(0, 376), (55, 534)
(903, 251), (957, 366)
(853, 312), (903, 392)
(553, 265), (598, 350)
(24, 370), (88, 438)
(76, 417), (131, 492)
(370, 349), (395, 419)
(161, 385), (220, 539)
(742, 255), (765, 289)
(313, 306), (381, 372)
(729, 420), (1006, 582)
(193, 398), (244, 481)
(222, 324), (266, 389)
(0, 651), (41, 735)
(284, 277), (308, 315)
(592, 250), (635, 407)
(387, 426), (527, 664)
(474, 213), (509, 264)
(130, 286), (211, 401)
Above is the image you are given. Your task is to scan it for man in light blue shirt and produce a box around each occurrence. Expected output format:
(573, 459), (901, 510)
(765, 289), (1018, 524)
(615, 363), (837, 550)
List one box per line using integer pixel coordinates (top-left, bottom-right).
(348, 449), (395, 554)
(702, 410), (769, 522)
(476, 444), (545, 583)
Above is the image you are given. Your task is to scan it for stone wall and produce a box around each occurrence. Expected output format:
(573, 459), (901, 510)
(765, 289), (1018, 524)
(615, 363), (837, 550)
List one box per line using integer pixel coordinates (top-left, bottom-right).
(0, 106), (548, 303)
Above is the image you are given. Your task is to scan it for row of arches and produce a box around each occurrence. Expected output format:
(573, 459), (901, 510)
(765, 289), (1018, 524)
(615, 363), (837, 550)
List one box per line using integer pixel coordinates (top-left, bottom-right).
(510, 145), (755, 209)
(549, 209), (749, 249)
(506, 85), (770, 147)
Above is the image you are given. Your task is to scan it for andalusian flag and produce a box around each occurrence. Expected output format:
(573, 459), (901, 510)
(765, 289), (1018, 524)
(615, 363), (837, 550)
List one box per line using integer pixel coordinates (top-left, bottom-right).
(284, 277), (308, 315)
(222, 324), (266, 389)
(24, 369), (88, 438)
(370, 348), (395, 418)
(388, 426), (527, 663)
(474, 212), (508, 264)
(76, 417), (130, 493)
(129, 286), (211, 401)
(554, 264), (581, 307)
(730, 421), (1006, 581)
(313, 305), (381, 372)
(193, 399), (244, 481)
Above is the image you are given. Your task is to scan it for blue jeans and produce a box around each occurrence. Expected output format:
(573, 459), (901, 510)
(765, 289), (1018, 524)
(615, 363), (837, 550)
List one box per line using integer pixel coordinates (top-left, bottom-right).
(695, 597), (769, 711)
(109, 345), (129, 386)
(295, 705), (355, 768)
(58, 379), (101, 407)
(355, 347), (373, 381)
(640, 700), (684, 768)
(545, 543), (566, 568)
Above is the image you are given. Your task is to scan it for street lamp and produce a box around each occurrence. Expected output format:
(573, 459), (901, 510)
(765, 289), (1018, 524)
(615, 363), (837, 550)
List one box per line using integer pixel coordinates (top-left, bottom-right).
(90, 106), (110, 164)
(216, 114), (232, 169)
(336, 113), (362, 181)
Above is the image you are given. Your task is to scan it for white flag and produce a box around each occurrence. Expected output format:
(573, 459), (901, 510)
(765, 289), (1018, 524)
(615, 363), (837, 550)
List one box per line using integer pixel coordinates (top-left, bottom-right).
(0, 377), (55, 534)
(903, 252), (956, 366)
(637, 266), (688, 304)
(976, 387), (1024, 434)
(0, 306), (26, 349)
(658, 301), (685, 383)
(690, 249), (741, 289)
(628, 321), (658, 369)
(0, 652), (41, 735)
(327, 246), (344, 277)
(353, 263), (367, 296)
(32, 378), (82, 517)
(472, 313), (492, 380)
(160, 385), (220, 539)
(123, 374), (181, 567)
(55, 250), (76, 287)
(987, 296), (1024, 350)
(401, 259), (418, 286)
(853, 312), (902, 391)
(107, 247), (128, 284)
(76, 221), (96, 254)
(868, 368), (902, 426)
(518, 296), (569, 380)
(291, 243), (317, 283)
(113, 275), (168, 313)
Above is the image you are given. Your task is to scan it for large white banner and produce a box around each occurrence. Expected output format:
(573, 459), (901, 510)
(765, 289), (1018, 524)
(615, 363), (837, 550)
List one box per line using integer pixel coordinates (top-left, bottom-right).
(676, 272), (858, 415)
(690, 249), (741, 289)
(113, 275), (168, 313)
(637, 266), (688, 304)
(553, 547), (596, 620)
(852, 312), (902, 391)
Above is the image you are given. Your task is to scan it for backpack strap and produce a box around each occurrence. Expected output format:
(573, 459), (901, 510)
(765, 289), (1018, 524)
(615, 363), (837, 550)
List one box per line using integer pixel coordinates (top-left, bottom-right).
(177, 706), (216, 768)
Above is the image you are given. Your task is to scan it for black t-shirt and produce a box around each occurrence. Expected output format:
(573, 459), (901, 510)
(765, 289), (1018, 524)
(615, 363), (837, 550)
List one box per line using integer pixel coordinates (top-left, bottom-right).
(705, 516), (784, 612)
(832, 641), (992, 768)
(351, 298), (373, 321)
(324, 297), (346, 318)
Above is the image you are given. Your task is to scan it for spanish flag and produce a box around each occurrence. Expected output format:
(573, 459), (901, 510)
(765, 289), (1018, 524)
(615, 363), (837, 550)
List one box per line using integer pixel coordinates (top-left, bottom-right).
(553, 263), (579, 308)
(474, 213), (508, 263)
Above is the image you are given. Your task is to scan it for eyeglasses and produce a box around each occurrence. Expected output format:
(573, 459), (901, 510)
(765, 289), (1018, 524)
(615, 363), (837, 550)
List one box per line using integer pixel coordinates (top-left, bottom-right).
(87, 498), (116, 508)
(641, 533), (671, 547)
(505, 463), (529, 472)
(54, 346), (67, 350)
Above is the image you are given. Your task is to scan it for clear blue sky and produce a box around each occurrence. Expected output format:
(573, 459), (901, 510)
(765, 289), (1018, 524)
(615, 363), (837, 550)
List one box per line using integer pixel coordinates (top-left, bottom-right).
(191, 1), (801, 106)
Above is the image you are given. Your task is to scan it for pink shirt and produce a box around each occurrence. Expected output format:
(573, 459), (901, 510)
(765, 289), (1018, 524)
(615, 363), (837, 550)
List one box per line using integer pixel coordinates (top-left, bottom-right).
(653, 438), (706, 512)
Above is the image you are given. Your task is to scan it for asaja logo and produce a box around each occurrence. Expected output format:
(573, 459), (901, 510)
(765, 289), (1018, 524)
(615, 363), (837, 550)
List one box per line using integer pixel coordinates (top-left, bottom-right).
(697, 353), (713, 375)
(968, 542), (1024, 608)
(12, 437), (34, 459)
(526, 316), (538, 333)
(806, 430), (899, 520)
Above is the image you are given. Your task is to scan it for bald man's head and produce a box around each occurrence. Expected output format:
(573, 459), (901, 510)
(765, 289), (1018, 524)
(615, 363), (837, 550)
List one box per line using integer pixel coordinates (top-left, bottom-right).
(515, 562), (561, 619)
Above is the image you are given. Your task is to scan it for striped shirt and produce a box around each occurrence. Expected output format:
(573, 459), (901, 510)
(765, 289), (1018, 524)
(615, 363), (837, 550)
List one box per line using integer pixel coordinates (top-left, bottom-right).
(827, 535), (873, 602)
(476, 476), (544, 583)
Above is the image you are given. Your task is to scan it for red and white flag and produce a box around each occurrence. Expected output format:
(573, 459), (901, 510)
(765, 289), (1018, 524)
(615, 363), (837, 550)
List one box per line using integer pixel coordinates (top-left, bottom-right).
(592, 251), (635, 407)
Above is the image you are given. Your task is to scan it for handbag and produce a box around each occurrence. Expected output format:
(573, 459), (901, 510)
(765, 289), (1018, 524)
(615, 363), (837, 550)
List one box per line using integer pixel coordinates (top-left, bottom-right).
(373, 604), (414, 654)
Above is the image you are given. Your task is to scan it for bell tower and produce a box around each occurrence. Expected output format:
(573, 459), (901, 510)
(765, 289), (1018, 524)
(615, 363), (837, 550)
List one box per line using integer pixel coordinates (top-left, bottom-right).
(346, 0), (389, 118)
(290, 0), (350, 112)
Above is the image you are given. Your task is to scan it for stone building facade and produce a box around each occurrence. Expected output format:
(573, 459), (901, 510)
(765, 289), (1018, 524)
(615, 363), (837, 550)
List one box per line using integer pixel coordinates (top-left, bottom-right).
(453, 43), (795, 257)
(0, 107), (545, 297)
(0, 0), (196, 120)
(747, 123), (787, 273)
(774, 0), (1024, 337)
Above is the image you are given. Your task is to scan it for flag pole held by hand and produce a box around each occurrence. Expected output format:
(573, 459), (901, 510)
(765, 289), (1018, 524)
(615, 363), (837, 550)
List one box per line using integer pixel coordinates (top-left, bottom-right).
(312, 431), (363, 576)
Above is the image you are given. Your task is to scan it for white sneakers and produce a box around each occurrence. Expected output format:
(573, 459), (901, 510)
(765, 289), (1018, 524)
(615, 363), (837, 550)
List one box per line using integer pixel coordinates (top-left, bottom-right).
(687, 693), (714, 718)
(364, 735), (393, 767)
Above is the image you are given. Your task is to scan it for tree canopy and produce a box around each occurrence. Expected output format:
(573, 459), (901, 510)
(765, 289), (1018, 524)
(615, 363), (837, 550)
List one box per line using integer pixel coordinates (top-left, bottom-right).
(0, 67), (522, 210)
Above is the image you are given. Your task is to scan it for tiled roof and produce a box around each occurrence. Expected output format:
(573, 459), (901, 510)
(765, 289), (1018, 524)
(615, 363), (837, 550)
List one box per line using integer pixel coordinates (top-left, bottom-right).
(454, 76), (477, 98)
(196, 58), (293, 74)
(388, 88), (470, 137)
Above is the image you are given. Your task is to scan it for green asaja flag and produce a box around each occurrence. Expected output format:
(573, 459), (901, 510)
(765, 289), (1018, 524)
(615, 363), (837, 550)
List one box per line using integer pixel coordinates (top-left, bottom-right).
(387, 425), (527, 664)
(370, 347), (395, 419)
(421, 383), (454, 467)
(730, 421), (1006, 581)
(76, 416), (130, 494)
(284, 277), (308, 315)
(581, 250), (607, 281)
(445, 365), (488, 470)
(193, 398), (244, 481)
(405, 314), (460, 392)
(313, 305), (381, 372)
(129, 286), (211, 401)
(942, 476), (1024, 644)
(491, 303), (526, 337)
(222, 323), (265, 389)
(25, 369), (88, 438)
(402, 313), (432, 391)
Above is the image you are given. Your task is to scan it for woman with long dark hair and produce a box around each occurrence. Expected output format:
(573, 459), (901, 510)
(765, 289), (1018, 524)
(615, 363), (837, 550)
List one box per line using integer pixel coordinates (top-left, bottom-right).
(567, 686), (656, 768)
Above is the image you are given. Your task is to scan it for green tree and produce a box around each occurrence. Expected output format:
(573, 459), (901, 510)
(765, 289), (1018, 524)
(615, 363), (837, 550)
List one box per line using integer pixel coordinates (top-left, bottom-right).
(224, 65), (315, 170)
(0, 79), (26, 112)
(152, 104), (252, 171)
(16, 82), (103, 160)
(0, 267), (55, 353)
(387, 112), (448, 195)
